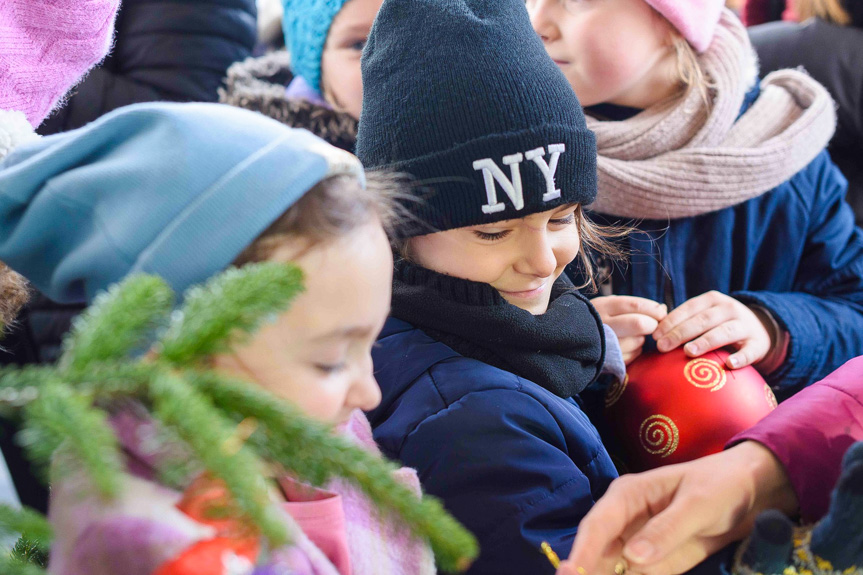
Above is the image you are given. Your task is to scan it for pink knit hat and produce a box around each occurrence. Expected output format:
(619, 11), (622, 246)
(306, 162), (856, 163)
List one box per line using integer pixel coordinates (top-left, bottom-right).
(0, 0), (121, 128)
(643, 0), (725, 53)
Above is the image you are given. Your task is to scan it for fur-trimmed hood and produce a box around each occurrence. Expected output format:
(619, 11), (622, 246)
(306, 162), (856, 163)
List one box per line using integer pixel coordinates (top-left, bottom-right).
(219, 51), (358, 152)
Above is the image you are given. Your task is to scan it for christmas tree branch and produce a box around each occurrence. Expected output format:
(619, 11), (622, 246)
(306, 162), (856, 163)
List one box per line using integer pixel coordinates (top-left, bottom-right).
(193, 370), (479, 572)
(159, 263), (303, 365)
(20, 383), (123, 498)
(60, 275), (173, 372)
(148, 369), (289, 546)
(0, 556), (46, 575)
(0, 506), (52, 547)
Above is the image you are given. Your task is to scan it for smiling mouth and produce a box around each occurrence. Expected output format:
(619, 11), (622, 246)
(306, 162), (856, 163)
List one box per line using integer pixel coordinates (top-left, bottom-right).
(498, 283), (549, 299)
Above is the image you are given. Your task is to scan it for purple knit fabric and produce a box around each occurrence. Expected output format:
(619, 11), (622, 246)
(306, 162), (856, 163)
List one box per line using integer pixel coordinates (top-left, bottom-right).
(0, 0), (120, 127)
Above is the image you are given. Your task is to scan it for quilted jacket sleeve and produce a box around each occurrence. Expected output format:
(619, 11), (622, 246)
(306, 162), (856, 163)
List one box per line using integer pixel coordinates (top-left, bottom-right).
(393, 386), (615, 575)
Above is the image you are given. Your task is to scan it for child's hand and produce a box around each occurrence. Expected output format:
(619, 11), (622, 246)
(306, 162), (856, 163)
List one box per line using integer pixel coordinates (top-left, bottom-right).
(653, 291), (771, 369)
(592, 296), (667, 365)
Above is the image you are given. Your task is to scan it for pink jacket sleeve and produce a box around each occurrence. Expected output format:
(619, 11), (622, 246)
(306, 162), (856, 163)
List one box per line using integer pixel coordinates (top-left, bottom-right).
(727, 357), (863, 523)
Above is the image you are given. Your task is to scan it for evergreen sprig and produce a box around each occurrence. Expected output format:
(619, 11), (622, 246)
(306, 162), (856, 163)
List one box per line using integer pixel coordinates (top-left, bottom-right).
(159, 263), (304, 365)
(0, 555), (47, 575)
(60, 275), (174, 371)
(0, 506), (52, 546)
(194, 370), (479, 572)
(148, 370), (289, 545)
(0, 263), (479, 572)
(11, 536), (48, 567)
(21, 382), (123, 497)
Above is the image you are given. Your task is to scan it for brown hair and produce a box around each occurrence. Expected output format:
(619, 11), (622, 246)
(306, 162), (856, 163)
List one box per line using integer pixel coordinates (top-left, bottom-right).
(794, 0), (852, 24)
(0, 263), (29, 332)
(233, 172), (402, 265)
(394, 204), (629, 292)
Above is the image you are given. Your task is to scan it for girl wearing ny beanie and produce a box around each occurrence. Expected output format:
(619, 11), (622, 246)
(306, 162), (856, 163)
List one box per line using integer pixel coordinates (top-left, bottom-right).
(357, 0), (626, 572)
(0, 103), (436, 575)
(528, 0), (863, 395)
(220, 0), (382, 151)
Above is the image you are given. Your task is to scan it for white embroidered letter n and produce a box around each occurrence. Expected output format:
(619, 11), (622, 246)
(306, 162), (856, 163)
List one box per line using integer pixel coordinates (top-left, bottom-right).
(473, 153), (525, 214)
(473, 144), (566, 214)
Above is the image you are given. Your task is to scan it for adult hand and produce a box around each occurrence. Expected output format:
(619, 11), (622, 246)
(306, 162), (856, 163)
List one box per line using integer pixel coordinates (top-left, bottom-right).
(652, 291), (772, 369)
(556, 442), (799, 575)
(592, 296), (667, 365)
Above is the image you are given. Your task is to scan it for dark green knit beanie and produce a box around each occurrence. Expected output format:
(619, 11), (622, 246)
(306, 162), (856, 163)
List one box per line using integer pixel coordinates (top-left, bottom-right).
(356, 0), (597, 237)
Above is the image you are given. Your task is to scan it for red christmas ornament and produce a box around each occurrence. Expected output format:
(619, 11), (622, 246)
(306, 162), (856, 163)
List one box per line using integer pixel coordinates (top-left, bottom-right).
(154, 474), (261, 575)
(605, 348), (777, 472)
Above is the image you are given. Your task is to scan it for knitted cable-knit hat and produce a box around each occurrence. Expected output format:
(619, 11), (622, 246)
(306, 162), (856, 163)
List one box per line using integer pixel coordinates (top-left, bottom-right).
(356, 0), (597, 237)
(0, 0), (121, 128)
(643, 0), (725, 52)
(0, 102), (364, 303)
(282, 0), (351, 92)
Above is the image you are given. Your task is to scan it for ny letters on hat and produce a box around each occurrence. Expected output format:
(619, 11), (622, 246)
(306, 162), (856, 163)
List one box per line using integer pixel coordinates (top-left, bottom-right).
(356, 0), (597, 237)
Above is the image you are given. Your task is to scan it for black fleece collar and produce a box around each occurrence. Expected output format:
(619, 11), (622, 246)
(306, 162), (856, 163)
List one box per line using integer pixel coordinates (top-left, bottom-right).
(390, 260), (606, 398)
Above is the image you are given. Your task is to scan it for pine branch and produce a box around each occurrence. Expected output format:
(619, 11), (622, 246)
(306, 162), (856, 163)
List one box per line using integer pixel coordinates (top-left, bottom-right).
(60, 275), (174, 372)
(11, 536), (48, 567)
(148, 369), (289, 546)
(21, 383), (123, 498)
(159, 263), (303, 365)
(193, 370), (479, 572)
(0, 555), (46, 575)
(0, 506), (52, 546)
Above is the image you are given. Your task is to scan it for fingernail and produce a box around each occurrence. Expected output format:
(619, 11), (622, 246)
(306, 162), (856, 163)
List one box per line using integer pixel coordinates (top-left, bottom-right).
(729, 356), (740, 368)
(685, 342), (699, 355)
(625, 540), (655, 563)
(656, 338), (669, 351)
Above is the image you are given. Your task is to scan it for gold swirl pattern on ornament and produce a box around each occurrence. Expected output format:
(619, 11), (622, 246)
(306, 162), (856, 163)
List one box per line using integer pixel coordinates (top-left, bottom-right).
(765, 385), (778, 409)
(639, 414), (679, 458)
(683, 358), (726, 392)
(605, 374), (629, 407)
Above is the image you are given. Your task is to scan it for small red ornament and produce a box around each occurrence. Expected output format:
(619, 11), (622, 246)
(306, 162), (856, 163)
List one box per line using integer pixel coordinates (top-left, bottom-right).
(154, 474), (261, 575)
(605, 348), (777, 472)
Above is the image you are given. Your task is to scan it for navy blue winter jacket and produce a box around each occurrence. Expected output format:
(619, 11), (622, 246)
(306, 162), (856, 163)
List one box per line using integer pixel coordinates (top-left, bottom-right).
(576, 93), (863, 397)
(369, 318), (618, 574)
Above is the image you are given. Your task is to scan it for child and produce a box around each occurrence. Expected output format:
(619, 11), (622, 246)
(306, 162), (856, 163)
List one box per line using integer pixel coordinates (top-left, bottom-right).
(221, 0), (383, 151)
(0, 0), (121, 511)
(527, 0), (863, 395)
(0, 102), (434, 575)
(0, 0), (119, 323)
(356, 0), (624, 572)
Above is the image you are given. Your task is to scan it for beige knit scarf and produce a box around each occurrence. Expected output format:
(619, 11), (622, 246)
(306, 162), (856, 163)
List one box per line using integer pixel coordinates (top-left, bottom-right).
(587, 9), (837, 220)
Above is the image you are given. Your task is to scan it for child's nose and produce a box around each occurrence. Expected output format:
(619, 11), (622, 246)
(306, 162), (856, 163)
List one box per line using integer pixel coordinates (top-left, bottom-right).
(519, 232), (558, 278)
(527, 0), (560, 42)
(348, 363), (382, 413)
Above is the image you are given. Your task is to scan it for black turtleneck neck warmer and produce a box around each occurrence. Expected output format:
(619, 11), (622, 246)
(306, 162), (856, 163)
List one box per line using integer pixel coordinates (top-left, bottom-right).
(390, 259), (606, 398)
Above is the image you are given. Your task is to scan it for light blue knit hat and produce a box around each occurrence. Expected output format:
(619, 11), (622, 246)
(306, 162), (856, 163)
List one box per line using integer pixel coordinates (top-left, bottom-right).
(0, 101), (364, 303)
(282, 0), (351, 92)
